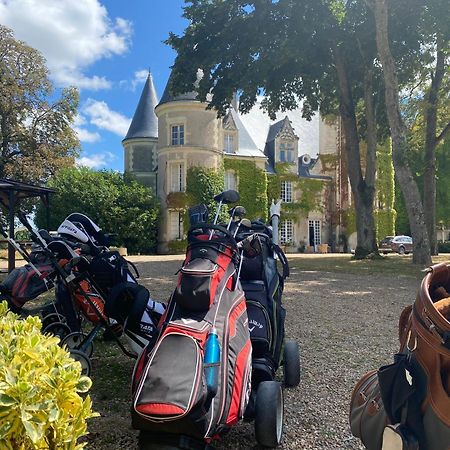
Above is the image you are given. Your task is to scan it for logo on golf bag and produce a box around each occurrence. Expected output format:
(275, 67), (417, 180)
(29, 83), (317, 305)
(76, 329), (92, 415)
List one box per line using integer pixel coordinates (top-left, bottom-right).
(249, 319), (264, 331)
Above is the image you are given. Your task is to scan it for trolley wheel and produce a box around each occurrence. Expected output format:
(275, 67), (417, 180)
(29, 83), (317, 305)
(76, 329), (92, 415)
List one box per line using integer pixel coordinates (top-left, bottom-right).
(283, 340), (301, 388)
(61, 332), (94, 358)
(41, 312), (65, 330)
(69, 349), (92, 376)
(255, 381), (284, 448)
(42, 321), (71, 340)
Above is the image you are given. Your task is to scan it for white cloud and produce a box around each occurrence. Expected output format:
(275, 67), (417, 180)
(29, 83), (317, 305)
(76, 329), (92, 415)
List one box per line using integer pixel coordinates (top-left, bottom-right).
(120, 69), (148, 91)
(73, 113), (101, 142)
(77, 151), (115, 169)
(83, 99), (131, 136)
(75, 127), (101, 143)
(0, 0), (132, 90)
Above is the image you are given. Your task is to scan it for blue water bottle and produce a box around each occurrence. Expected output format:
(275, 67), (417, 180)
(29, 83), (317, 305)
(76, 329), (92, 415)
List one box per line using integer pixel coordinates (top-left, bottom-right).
(204, 327), (221, 398)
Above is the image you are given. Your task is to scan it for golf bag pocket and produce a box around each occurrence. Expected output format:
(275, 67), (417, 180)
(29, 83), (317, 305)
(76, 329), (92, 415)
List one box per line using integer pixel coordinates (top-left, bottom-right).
(349, 370), (387, 450)
(89, 251), (137, 291)
(1, 263), (54, 308)
(73, 280), (107, 324)
(173, 259), (220, 312)
(246, 300), (271, 357)
(133, 329), (208, 421)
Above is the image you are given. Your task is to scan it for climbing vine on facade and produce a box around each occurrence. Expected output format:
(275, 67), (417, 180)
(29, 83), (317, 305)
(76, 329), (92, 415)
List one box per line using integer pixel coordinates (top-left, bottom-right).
(186, 165), (225, 220)
(224, 158), (268, 221)
(267, 163), (326, 221)
(375, 141), (396, 239)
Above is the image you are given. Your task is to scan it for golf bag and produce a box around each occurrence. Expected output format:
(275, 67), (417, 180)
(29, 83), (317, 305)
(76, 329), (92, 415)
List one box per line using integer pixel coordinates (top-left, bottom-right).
(0, 258), (55, 311)
(131, 224), (252, 443)
(237, 222), (290, 384)
(105, 282), (166, 354)
(350, 263), (450, 450)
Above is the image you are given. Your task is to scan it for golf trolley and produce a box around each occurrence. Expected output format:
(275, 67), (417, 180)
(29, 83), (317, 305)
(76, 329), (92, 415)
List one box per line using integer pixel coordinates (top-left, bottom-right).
(11, 212), (163, 376)
(188, 191), (300, 448)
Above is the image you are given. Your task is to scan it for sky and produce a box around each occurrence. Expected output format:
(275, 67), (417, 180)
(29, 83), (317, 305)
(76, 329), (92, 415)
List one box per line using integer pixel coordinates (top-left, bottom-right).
(0, 0), (189, 171)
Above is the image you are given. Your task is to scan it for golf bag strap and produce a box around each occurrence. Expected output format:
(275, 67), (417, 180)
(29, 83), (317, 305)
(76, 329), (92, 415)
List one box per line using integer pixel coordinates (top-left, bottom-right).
(272, 243), (289, 279)
(125, 258), (140, 279)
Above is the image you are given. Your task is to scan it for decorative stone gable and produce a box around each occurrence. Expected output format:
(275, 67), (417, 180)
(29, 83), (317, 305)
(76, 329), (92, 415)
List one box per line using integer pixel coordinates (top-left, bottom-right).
(277, 117), (299, 141)
(223, 111), (237, 130)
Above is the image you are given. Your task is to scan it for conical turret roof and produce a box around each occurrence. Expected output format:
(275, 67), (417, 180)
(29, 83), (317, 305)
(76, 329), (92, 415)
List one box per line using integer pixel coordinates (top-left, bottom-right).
(158, 69), (200, 106)
(123, 72), (159, 141)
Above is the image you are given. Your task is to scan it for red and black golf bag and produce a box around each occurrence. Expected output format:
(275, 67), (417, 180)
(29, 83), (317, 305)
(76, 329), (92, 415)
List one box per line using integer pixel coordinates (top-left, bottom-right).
(131, 224), (252, 446)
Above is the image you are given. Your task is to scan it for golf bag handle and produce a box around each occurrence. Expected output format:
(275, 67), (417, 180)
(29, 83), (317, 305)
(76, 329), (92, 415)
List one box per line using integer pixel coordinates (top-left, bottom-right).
(272, 243), (289, 279)
(188, 223), (239, 252)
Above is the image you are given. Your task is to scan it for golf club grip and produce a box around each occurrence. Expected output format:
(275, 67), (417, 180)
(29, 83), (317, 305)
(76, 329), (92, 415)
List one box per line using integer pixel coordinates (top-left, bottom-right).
(188, 223), (238, 249)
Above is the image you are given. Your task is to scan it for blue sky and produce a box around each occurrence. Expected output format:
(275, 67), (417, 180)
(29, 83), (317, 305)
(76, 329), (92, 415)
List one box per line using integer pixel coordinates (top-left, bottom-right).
(0, 0), (188, 171)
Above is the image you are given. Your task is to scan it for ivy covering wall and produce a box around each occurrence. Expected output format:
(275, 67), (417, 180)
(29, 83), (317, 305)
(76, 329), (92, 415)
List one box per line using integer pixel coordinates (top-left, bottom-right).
(186, 165), (225, 216)
(375, 140), (396, 239)
(224, 158), (268, 221)
(267, 163), (325, 221)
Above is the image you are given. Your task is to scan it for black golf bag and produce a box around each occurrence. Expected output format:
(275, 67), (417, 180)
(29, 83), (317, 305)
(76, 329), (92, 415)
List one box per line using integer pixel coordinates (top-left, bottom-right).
(235, 221), (299, 393)
(131, 224), (252, 446)
(240, 228), (289, 383)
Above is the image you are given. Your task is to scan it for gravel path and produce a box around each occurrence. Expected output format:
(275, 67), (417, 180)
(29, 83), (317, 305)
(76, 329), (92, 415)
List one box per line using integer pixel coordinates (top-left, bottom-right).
(88, 256), (421, 450)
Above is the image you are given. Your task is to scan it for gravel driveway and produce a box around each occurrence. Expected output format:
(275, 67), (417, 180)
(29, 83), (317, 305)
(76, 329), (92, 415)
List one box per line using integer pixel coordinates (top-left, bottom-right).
(87, 256), (421, 450)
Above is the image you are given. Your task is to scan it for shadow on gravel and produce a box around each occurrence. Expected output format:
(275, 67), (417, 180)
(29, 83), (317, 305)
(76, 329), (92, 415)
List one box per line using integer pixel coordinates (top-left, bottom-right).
(87, 256), (421, 450)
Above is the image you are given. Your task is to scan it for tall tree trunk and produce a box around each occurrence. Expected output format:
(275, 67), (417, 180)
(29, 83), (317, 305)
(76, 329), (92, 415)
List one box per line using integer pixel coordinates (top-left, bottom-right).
(424, 41), (445, 256)
(334, 47), (377, 258)
(373, 0), (431, 266)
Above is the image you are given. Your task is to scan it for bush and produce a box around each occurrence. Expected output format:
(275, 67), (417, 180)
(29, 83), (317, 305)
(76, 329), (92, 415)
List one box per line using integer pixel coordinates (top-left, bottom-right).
(0, 302), (98, 449)
(35, 168), (160, 254)
(438, 241), (450, 253)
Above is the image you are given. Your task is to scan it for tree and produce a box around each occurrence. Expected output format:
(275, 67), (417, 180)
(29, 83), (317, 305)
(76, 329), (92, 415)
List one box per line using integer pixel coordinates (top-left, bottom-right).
(35, 168), (160, 254)
(166, 0), (415, 259)
(371, 0), (432, 265)
(400, 1), (450, 255)
(0, 25), (79, 184)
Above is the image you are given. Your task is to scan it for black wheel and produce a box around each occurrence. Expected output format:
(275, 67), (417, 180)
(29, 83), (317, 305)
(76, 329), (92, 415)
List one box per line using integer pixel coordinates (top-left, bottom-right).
(61, 332), (94, 358)
(41, 312), (66, 330)
(283, 340), (300, 387)
(69, 349), (92, 376)
(398, 246), (405, 255)
(255, 381), (284, 448)
(42, 321), (71, 340)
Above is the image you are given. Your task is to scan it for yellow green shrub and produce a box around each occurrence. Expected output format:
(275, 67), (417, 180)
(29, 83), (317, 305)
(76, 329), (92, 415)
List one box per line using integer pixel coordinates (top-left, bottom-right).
(0, 302), (98, 449)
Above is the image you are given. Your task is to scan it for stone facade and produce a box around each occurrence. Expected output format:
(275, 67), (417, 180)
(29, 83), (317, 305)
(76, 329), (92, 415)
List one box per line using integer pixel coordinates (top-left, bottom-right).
(123, 72), (350, 254)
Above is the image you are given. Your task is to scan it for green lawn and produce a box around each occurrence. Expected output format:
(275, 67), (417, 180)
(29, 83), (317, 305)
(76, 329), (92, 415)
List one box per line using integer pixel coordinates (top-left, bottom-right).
(287, 253), (450, 279)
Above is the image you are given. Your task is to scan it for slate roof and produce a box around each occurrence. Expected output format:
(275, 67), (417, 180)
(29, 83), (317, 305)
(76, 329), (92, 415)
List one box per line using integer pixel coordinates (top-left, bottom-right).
(266, 117), (288, 143)
(298, 157), (332, 180)
(158, 71), (199, 105)
(123, 73), (159, 141)
(228, 109), (266, 158)
(239, 99), (321, 158)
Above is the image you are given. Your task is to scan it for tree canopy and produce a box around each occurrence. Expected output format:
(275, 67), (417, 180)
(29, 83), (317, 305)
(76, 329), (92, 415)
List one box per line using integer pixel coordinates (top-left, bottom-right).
(166, 0), (421, 259)
(35, 168), (160, 254)
(0, 25), (79, 184)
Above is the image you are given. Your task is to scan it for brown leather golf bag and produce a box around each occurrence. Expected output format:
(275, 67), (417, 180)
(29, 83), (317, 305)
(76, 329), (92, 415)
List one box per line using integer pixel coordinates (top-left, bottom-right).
(350, 263), (450, 450)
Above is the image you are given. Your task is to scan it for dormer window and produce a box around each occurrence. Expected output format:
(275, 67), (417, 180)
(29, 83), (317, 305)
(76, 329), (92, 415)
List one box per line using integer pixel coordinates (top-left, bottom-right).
(171, 125), (185, 146)
(224, 133), (234, 153)
(279, 142), (294, 163)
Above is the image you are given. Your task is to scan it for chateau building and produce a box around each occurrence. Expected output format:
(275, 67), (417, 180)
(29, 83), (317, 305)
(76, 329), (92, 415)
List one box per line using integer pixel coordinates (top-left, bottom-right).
(123, 72), (350, 254)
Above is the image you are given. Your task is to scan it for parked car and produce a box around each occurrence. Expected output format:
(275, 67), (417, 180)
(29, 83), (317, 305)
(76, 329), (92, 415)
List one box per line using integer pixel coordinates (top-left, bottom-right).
(390, 235), (413, 255)
(379, 236), (395, 254)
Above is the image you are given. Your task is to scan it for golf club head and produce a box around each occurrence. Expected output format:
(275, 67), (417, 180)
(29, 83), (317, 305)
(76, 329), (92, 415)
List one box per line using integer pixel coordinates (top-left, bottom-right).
(240, 218), (252, 229)
(232, 206), (246, 219)
(214, 190), (240, 204)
